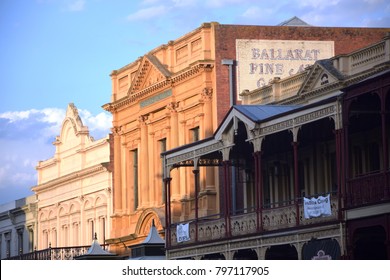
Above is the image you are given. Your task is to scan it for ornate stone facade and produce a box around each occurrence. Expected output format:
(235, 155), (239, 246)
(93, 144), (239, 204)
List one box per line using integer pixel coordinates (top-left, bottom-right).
(162, 34), (390, 260)
(104, 22), (389, 256)
(32, 103), (113, 249)
(0, 195), (37, 259)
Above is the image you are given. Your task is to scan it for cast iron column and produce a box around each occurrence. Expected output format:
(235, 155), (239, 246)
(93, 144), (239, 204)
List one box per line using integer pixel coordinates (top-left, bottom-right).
(164, 177), (172, 248)
(292, 141), (300, 226)
(380, 90), (389, 199)
(193, 169), (200, 242)
(254, 151), (263, 232)
(223, 161), (231, 237)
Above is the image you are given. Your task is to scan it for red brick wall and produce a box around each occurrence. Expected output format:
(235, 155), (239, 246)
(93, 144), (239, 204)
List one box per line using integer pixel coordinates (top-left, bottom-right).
(214, 24), (390, 124)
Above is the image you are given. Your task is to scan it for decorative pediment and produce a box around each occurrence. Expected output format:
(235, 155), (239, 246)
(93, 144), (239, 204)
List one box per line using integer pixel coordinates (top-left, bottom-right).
(55, 103), (93, 148)
(298, 60), (344, 95)
(128, 54), (171, 94)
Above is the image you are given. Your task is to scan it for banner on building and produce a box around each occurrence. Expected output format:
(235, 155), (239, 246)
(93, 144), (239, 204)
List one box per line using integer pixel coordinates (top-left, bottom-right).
(176, 223), (190, 243)
(303, 194), (331, 219)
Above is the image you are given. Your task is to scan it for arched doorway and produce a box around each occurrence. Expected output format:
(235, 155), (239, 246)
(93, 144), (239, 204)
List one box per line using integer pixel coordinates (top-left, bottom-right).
(353, 225), (387, 259)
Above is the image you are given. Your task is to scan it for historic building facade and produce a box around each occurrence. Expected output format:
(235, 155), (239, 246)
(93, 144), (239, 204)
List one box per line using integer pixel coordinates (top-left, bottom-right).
(0, 195), (37, 259)
(32, 104), (113, 250)
(162, 34), (390, 259)
(103, 19), (390, 255)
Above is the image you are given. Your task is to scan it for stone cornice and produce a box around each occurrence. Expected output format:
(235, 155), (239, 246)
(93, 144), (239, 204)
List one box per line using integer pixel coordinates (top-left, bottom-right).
(110, 57), (142, 77)
(32, 163), (111, 193)
(36, 158), (59, 170)
(103, 61), (214, 113)
(76, 136), (110, 153)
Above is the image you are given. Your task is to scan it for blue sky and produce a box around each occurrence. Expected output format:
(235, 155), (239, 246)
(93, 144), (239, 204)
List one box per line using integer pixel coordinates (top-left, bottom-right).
(0, 0), (389, 205)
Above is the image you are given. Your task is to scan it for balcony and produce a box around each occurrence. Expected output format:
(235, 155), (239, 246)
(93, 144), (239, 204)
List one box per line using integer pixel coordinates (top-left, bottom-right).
(169, 194), (339, 248)
(346, 170), (390, 208)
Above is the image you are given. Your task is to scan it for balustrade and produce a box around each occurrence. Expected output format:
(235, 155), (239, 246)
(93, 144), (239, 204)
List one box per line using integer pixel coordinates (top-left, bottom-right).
(4, 244), (110, 260)
(346, 171), (390, 207)
(169, 194), (339, 248)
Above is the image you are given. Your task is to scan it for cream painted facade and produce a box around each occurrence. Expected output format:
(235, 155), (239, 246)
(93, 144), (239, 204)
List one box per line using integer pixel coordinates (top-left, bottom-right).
(32, 104), (113, 249)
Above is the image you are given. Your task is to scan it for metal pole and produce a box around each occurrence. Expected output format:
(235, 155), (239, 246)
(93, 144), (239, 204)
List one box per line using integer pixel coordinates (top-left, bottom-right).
(222, 59), (235, 107)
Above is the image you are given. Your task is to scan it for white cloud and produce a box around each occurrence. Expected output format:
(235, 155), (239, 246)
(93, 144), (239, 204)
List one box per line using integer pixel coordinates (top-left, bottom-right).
(0, 107), (111, 139)
(127, 5), (170, 21)
(0, 108), (64, 125)
(0, 107), (112, 204)
(0, 108), (65, 139)
(39, 108), (66, 124)
(78, 109), (112, 135)
(0, 150), (38, 192)
(241, 6), (262, 19)
(0, 110), (36, 122)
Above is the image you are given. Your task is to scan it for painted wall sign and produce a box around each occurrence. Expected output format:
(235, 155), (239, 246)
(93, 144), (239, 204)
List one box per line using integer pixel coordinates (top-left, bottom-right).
(236, 39), (334, 95)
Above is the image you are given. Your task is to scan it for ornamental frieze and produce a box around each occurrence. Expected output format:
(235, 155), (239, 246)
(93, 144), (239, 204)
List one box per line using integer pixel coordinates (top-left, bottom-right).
(261, 234), (297, 246)
(259, 104), (338, 136)
(140, 89), (172, 108)
(229, 239), (258, 250)
(166, 141), (225, 167)
(195, 141), (224, 156)
(294, 105), (335, 125)
(260, 119), (293, 135)
(299, 226), (341, 242)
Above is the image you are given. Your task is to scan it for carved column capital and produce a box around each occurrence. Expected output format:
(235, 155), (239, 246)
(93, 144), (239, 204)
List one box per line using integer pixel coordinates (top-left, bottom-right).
(166, 101), (180, 112)
(138, 114), (149, 124)
(201, 87), (213, 101)
(111, 126), (122, 136)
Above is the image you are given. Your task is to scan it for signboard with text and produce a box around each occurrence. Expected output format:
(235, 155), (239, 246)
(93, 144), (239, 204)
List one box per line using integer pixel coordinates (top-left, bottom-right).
(236, 39), (334, 96)
(176, 223), (190, 243)
(303, 194), (332, 219)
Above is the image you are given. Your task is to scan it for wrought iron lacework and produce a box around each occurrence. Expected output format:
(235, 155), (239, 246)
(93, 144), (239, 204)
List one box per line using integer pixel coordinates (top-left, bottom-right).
(172, 158), (222, 168)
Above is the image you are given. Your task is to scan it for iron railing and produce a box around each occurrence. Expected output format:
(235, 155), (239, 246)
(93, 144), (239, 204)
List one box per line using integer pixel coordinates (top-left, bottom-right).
(4, 244), (110, 260)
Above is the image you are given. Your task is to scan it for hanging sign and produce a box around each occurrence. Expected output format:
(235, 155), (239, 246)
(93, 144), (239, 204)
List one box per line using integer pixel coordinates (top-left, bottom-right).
(176, 223), (190, 243)
(303, 194), (331, 219)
